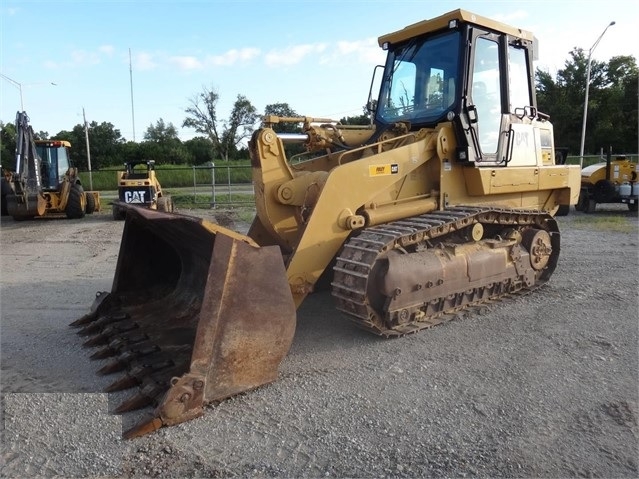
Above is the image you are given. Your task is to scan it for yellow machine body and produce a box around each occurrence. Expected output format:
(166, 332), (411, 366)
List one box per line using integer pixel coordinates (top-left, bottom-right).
(73, 9), (580, 438)
(111, 160), (174, 220)
(1, 113), (101, 220)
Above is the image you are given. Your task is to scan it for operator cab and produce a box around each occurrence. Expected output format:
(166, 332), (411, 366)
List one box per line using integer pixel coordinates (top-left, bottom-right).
(124, 160), (156, 180)
(35, 140), (72, 190)
(374, 9), (543, 166)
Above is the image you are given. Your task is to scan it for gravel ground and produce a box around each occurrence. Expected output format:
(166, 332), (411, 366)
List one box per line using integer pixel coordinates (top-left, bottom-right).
(1, 205), (637, 478)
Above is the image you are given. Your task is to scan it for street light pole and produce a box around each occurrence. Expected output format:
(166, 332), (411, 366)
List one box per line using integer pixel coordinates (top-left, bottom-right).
(0, 73), (57, 111)
(579, 21), (616, 169)
(0, 73), (24, 110)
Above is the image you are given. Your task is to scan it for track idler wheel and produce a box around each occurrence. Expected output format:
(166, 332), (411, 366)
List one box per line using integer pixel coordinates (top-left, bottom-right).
(522, 228), (552, 270)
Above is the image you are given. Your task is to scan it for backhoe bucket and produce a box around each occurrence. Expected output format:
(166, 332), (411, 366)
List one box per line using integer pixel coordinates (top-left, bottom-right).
(71, 205), (296, 438)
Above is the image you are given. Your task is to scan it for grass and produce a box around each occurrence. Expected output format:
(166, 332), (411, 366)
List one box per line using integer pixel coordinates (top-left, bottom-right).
(571, 215), (637, 233)
(79, 161), (252, 191)
(171, 193), (254, 209)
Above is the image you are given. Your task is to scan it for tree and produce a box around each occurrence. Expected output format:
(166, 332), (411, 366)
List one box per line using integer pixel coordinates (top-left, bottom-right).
(183, 86), (259, 160)
(340, 114), (371, 125)
(536, 51), (638, 155)
(0, 120), (17, 170)
(141, 118), (190, 164)
(182, 86), (223, 158)
(144, 118), (179, 145)
(54, 121), (126, 169)
(183, 137), (215, 165)
(220, 95), (258, 160)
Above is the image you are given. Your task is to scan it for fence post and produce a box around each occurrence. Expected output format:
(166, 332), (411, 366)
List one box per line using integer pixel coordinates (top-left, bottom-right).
(211, 162), (216, 208)
(192, 166), (197, 203)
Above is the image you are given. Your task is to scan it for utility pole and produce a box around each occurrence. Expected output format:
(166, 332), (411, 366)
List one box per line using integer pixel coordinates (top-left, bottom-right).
(83, 107), (93, 191)
(579, 21), (615, 169)
(129, 48), (136, 142)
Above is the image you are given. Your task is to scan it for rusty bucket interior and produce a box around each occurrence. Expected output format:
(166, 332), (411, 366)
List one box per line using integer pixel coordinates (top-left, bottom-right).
(71, 205), (296, 438)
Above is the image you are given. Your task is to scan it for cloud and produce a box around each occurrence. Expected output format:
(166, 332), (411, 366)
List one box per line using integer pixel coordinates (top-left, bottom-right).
(264, 43), (327, 67)
(70, 49), (101, 66)
(338, 38), (385, 64)
(99, 45), (115, 56)
(169, 56), (203, 70)
(135, 52), (157, 71)
(206, 47), (261, 66)
(492, 10), (529, 24)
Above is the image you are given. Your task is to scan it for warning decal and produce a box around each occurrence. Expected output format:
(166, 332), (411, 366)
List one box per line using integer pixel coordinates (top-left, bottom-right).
(369, 164), (399, 176)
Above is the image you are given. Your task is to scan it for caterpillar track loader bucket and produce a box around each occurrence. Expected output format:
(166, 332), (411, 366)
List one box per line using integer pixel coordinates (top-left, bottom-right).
(71, 205), (296, 438)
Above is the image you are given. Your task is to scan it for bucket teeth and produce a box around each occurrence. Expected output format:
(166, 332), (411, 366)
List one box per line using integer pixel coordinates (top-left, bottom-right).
(105, 375), (139, 392)
(97, 352), (139, 375)
(83, 332), (111, 348)
(104, 359), (175, 391)
(114, 391), (153, 413)
(90, 339), (157, 360)
(90, 346), (118, 360)
(123, 416), (164, 440)
(77, 313), (130, 336)
(96, 346), (161, 375)
(70, 314), (95, 328)
(82, 323), (141, 348)
(115, 382), (165, 413)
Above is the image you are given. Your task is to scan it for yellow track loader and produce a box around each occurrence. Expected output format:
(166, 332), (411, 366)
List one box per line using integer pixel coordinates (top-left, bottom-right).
(1, 112), (100, 220)
(72, 9), (580, 438)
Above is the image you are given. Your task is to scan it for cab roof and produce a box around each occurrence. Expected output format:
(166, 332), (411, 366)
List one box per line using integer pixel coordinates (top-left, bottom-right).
(378, 9), (534, 47)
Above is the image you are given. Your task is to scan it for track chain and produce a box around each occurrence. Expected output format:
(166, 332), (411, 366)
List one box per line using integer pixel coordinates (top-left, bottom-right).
(331, 206), (558, 337)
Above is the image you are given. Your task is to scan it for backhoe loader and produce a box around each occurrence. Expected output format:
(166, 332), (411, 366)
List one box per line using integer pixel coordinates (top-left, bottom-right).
(72, 9), (580, 439)
(1, 111), (100, 220)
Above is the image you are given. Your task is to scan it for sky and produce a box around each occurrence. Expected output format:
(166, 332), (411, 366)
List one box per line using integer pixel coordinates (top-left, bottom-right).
(1, 0), (637, 143)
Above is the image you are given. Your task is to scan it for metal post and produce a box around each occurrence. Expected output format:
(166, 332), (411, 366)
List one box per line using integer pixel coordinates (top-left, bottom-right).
(211, 162), (216, 208)
(579, 21), (615, 169)
(129, 48), (136, 142)
(192, 166), (197, 203)
(0, 74), (56, 112)
(83, 107), (93, 191)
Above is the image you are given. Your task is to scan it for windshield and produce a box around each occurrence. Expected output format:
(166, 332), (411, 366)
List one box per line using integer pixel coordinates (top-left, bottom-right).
(36, 145), (70, 188)
(376, 30), (461, 126)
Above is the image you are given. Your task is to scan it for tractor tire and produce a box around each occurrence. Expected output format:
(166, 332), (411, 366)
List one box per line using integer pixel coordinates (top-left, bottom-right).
(628, 202), (638, 213)
(85, 192), (96, 214)
(556, 204), (570, 216)
(1, 177), (11, 216)
(585, 198), (597, 214)
(65, 183), (86, 219)
(594, 179), (615, 204)
(157, 196), (170, 212)
(575, 191), (587, 212)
